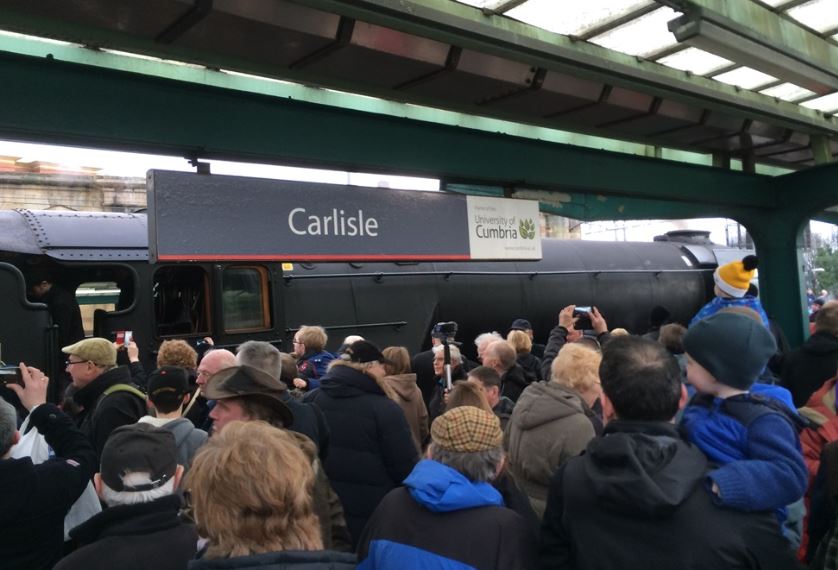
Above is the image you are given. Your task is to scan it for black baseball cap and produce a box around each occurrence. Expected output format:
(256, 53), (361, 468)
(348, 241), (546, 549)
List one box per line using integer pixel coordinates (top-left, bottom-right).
(100, 424), (178, 492)
(203, 365), (293, 427)
(148, 366), (190, 399)
(509, 318), (532, 332)
(345, 340), (392, 365)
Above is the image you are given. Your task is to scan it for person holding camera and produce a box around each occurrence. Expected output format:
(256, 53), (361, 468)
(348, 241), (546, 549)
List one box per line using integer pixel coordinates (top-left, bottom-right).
(539, 305), (610, 382)
(1, 364), (96, 570)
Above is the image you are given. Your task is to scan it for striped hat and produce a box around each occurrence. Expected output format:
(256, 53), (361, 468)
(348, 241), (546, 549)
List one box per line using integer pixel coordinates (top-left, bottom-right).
(714, 255), (758, 298)
(431, 406), (503, 452)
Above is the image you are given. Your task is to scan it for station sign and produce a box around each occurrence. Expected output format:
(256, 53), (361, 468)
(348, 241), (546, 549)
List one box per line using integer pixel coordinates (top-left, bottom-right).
(148, 170), (542, 262)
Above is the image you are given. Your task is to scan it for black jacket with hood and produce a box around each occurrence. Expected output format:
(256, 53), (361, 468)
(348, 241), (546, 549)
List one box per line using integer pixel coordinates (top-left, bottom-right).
(0, 404), (96, 570)
(308, 362), (418, 546)
(781, 331), (838, 407)
(540, 420), (799, 570)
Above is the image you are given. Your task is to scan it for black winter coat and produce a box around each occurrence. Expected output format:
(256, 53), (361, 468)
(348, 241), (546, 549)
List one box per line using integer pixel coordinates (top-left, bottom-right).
(412, 349), (436, 407)
(540, 420), (799, 570)
(72, 366), (148, 459)
(282, 392), (331, 461)
(56, 495), (197, 570)
(188, 549), (357, 569)
(781, 331), (838, 407)
(0, 404), (96, 570)
(516, 352), (543, 382)
(500, 363), (534, 402)
(309, 363), (418, 546)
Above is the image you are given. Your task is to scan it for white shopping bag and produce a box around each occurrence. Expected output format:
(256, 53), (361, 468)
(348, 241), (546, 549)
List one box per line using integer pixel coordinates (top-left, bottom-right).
(11, 413), (102, 540)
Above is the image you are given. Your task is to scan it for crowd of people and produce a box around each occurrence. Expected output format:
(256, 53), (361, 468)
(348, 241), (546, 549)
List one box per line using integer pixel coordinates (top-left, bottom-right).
(5, 254), (838, 569)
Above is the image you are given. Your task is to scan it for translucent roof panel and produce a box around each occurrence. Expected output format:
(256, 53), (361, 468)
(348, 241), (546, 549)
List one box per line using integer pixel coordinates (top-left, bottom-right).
(786, 0), (838, 34)
(588, 7), (682, 58)
(759, 82), (817, 102)
(755, 0), (797, 7)
(452, 0), (496, 8)
(800, 92), (838, 112)
(656, 47), (732, 75)
(712, 66), (778, 90)
(506, 0), (654, 38)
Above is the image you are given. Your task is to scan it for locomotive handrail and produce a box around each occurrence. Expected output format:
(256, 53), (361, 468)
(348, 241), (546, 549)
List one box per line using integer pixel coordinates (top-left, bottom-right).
(283, 268), (714, 282)
(285, 321), (408, 333)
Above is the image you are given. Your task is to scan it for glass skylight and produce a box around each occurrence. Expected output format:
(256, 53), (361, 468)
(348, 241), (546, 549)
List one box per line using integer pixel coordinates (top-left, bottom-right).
(656, 47), (732, 75)
(786, 0), (838, 34)
(800, 91), (838, 112)
(755, 0), (796, 7)
(759, 82), (817, 102)
(588, 7), (681, 58)
(506, 0), (654, 37)
(712, 66), (778, 90)
(451, 0), (497, 8)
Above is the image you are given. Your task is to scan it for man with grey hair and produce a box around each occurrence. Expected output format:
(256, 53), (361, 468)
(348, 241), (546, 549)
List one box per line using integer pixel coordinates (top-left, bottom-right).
(55, 424), (197, 570)
(428, 343), (467, 421)
(357, 406), (537, 569)
(474, 331), (503, 364)
(236, 340), (330, 459)
(1, 364), (96, 570)
(482, 340), (534, 402)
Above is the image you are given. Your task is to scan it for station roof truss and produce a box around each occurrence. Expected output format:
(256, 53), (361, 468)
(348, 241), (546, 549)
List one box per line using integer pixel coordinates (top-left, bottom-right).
(0, 0), (836, 171)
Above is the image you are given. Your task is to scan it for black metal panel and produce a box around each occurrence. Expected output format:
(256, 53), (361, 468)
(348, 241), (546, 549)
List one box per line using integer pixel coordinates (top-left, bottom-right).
(298, 22), (449, 88)
(16, 209), (148, 260)
(176, 0), (341, 68)
(401, 49), (535, 106)
(486, 71), (603, 116)
(608, 100), (704, 136)
(0, 262), (53, 385)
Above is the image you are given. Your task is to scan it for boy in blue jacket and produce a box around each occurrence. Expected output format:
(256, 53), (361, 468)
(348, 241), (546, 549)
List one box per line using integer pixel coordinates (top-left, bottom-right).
(681, 312), (807, 523)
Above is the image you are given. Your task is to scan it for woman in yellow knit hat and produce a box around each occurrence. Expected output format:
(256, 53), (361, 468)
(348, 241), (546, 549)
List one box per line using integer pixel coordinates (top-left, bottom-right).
(689, 255), (770, 328)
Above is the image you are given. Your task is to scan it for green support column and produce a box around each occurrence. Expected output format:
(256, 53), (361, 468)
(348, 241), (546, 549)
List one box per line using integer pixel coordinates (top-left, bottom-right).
(742, 209), (809, 347)
(745, 163), (838, 347)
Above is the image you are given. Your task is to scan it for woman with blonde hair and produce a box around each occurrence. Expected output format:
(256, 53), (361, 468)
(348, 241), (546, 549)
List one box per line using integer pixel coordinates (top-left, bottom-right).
(185, 421), (356, 569)
(505, 343), (602, 518)
(381, 346), (429, 453)
(507, 329), (542, 381)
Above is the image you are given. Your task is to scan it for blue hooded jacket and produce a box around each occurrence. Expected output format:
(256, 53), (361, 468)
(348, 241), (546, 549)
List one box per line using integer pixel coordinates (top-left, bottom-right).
(359, 460), (520, 570)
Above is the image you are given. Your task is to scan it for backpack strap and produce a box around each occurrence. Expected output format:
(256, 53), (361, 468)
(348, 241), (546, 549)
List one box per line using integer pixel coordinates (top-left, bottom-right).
(102, 383), (147, 401)
(721, 393), (811, 432)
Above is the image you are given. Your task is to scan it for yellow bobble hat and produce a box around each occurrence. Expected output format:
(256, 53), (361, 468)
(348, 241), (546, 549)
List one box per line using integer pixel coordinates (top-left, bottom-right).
(714, 255), (758, 298)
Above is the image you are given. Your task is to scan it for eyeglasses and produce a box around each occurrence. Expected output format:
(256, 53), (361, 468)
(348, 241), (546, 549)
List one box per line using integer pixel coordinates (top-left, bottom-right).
(65, 359), (87, 367)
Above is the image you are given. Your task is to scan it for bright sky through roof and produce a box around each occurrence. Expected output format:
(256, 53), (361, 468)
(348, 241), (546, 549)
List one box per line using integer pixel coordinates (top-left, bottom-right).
(0, 140), (441, 191)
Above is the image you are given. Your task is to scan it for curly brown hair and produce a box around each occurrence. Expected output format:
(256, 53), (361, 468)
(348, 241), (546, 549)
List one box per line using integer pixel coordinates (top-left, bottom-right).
(156, 340), (198, 370)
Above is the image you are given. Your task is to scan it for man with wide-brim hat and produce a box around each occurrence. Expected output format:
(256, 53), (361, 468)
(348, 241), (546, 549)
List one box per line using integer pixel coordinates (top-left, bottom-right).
(204, 365), (294, 434)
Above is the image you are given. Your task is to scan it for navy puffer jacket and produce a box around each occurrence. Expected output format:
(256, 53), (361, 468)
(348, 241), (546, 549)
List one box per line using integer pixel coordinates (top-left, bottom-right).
(308, 362), (418, 546)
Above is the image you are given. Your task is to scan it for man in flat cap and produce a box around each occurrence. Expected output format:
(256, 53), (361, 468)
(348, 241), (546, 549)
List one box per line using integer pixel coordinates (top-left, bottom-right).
(63, 338), (146, 458)
(357, 406), (537, 569)
(55, 424), (197, 570)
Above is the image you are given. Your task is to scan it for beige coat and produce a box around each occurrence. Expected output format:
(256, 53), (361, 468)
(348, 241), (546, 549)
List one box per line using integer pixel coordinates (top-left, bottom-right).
(383, 373), (429, 452)
(505, 381), (596, 518)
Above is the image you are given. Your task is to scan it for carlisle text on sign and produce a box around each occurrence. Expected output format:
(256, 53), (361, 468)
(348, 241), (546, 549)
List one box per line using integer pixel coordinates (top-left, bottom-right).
(147, 170), (542, 262)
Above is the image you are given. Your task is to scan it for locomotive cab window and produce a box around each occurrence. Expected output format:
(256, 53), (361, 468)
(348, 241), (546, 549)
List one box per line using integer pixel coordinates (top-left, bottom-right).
(153, 266), (210, 337)
(75, 281), (121, 336)
(222, 266), (271, 332)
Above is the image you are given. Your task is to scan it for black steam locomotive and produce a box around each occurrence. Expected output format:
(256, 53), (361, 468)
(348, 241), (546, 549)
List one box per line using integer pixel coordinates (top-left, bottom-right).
(0, 209), (728, 397)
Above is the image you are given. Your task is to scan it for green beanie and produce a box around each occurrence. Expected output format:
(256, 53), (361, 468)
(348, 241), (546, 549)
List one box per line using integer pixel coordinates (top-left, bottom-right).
(684, 312), (776, 390)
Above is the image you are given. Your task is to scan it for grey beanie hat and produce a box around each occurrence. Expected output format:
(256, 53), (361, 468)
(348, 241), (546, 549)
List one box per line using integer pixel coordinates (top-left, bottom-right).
(684, 312), (776, 390)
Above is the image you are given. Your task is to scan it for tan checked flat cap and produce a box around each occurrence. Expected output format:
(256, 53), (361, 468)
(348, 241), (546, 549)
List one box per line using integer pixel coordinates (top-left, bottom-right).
(431, 406), (503, 453)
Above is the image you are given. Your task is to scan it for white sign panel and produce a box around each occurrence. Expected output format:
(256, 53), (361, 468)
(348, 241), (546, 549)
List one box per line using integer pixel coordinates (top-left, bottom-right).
(466, 196), (542, 260)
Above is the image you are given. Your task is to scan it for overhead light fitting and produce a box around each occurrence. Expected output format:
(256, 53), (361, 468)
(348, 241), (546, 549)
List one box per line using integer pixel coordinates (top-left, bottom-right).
(668, 9), (838, 96)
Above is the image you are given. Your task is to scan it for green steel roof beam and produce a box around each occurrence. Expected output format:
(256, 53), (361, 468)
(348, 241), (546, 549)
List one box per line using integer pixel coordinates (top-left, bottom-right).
(0, 50), (774, 209)
(288, 0), (838, 136)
